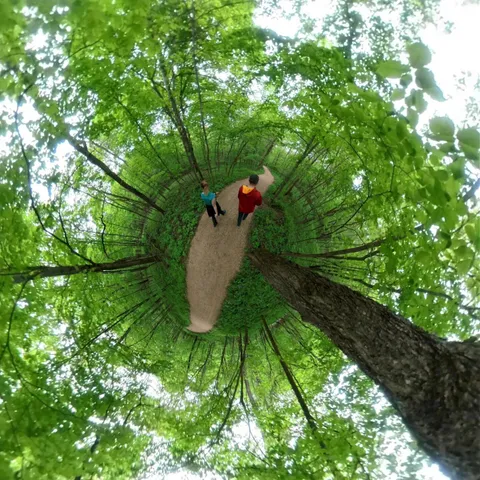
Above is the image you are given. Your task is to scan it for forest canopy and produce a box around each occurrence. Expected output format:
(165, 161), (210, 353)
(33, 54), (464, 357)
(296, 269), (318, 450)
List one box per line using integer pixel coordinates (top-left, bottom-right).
(0, 0), (479, 479)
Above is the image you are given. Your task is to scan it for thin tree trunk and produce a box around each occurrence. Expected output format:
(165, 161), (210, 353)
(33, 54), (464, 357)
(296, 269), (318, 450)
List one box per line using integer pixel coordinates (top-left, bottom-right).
(11, 255), (157, 283)
(188, 0), (211, 171)
(228, 140), (248, 176)
(257, 139), (276, 168)
(284, 237), (385, 258)
(156, 60), (203, 179)
(262, 319), (317, 432)
(67, 137), (165, 214)
(244, 372), (257, 409)
(263, 319), (339, 475)
(240, 329), (258, 409)
(115, 99), (175, 177)
(283, 177), (301, 197)
(272, 148), (283, 167)
(249, 249), (480, 480)
(223, 138), (236, 169)
(215, 134), (223, 170)
(273, 137), (318, 201)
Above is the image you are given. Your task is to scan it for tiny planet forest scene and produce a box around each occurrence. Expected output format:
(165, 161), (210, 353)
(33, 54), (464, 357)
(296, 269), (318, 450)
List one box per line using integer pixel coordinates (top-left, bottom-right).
(0, 0), (479, 479)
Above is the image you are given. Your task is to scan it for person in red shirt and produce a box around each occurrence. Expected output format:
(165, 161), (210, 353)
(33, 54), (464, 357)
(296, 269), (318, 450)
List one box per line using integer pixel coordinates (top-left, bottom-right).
(237, 174), (262, 227)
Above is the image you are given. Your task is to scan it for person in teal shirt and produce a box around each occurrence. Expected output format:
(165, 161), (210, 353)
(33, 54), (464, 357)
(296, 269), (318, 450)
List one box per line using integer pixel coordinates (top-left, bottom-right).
(200, 180), (226, 227)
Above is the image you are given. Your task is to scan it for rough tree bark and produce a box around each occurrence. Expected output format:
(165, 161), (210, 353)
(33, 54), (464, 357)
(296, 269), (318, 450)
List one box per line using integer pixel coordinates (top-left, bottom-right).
(249, 249), (480, 480)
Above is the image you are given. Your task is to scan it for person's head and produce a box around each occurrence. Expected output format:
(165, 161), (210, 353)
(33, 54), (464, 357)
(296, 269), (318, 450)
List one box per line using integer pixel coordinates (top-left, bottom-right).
(201, 180), (209, 191)
(249, 174), (259, 186)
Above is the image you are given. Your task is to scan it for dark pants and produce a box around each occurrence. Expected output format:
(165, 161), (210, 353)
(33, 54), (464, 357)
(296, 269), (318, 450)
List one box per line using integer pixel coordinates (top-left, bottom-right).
(237, 211), (249, 226)
(207, 202), (225, 226)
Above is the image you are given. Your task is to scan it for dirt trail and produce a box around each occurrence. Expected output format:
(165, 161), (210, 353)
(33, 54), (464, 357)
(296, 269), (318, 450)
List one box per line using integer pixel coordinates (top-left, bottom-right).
(186, 167), (274, 333)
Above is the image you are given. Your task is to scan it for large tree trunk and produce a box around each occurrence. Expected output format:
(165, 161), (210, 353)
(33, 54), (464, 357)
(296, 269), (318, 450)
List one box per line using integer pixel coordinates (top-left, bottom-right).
(249, 249), (480, 480)
(12, 255), (157, 283)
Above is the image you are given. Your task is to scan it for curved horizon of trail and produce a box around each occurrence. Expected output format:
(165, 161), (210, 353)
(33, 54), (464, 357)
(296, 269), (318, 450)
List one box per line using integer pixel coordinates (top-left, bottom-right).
(186, 166), (275, 333)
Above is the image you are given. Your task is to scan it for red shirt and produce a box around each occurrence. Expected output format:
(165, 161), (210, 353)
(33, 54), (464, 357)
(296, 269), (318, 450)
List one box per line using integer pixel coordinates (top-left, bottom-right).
(238, 185), (262, 213)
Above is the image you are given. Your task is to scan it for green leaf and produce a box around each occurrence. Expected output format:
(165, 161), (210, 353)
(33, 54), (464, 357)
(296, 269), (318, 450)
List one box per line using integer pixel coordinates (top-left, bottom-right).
(448, 158), (465, 179)
(455, 245), (474, 261)
(415, 68), (436, 90)
(444, 176), (460, 200)
(376, 60), (409, 79)
(438, 231), (452, 249)
(459, 144), (480, 163)
(434, 169), (448, 182)
(414, 209), (428, 224)
(452, 238), (467, 250)
(386, 255), (397, 273)
(457, 128), (480, 149)
(465, 224), (476, 244)
(429, 116), (455, 141)
(455, 201), (468, 217)
(439, 143), (454, 154)
(407, 42), (432, 68)
(413, 90), (427, 113)
(400, 73), (412, 88)
(396, 122), (408, 141)
(391, 88), (405, 101)
(425, 86), (445, 102)
(457, 259), (471, 276)
(406, 108), (419, 127)
(405, 90), (427, 113)
(347, 83), (362, 94)
(414, 154), (424, 170)
(416, 250), (430, 264)
(465, 222), (480, 250)
(0, 77), (13, 94)
(405, 93), (414, 108)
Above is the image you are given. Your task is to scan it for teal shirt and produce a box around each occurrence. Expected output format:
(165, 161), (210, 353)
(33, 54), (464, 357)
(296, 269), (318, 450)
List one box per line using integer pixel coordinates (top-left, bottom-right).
(201, 191), (215, 206)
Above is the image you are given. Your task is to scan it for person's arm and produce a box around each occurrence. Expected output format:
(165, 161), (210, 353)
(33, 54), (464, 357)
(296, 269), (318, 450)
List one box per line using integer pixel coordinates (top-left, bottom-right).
(256, 192), (263, 206)
(212, 193), (217, 210)
(238, 186), (242, 199)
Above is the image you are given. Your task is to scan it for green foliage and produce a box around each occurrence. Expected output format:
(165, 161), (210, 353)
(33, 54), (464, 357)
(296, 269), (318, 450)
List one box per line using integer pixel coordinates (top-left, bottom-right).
(391, 88), (405, 101)
(376, 60), (409, 78)
(214, 258), (286, 335)
(429, 116), (455, 141)
(407, 42), (432, 68)
(250, 204), (290, 255)
(457, 127), (480, 163)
